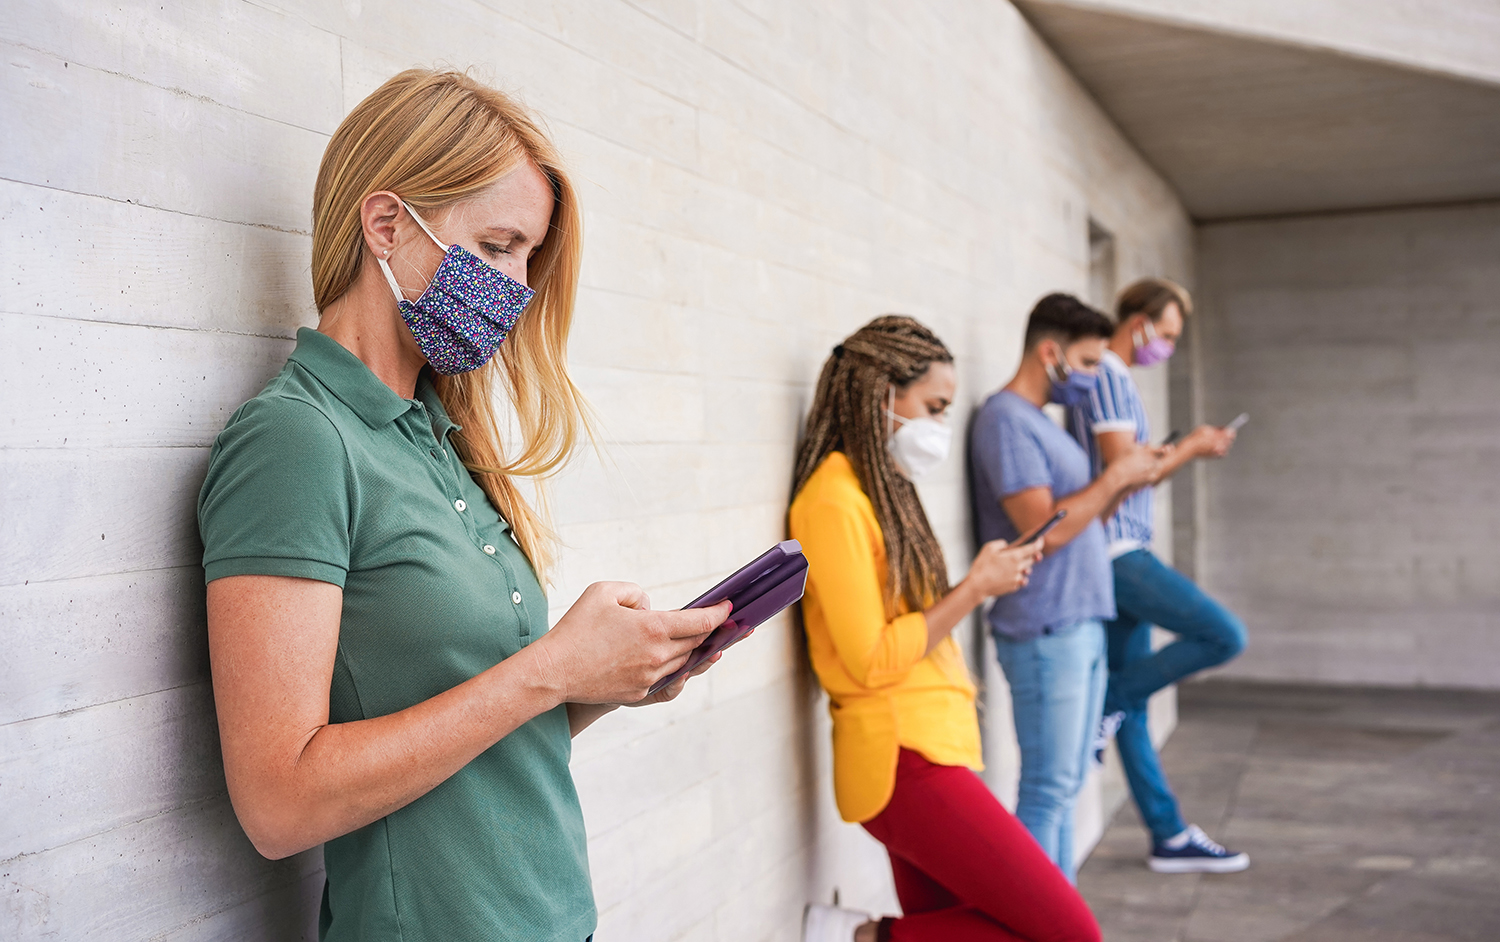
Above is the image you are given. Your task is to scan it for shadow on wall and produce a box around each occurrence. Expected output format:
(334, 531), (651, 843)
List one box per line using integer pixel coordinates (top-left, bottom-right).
(788, 606), (830, 895)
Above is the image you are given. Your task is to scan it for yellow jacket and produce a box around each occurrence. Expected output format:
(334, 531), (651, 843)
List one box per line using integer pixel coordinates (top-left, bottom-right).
(788, 452), (983, 823)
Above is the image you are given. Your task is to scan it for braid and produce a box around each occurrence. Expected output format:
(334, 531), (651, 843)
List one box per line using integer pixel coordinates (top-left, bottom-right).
(793, 315), (954, 616)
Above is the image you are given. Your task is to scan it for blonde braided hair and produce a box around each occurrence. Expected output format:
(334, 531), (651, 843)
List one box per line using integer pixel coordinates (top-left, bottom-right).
(792, 316), (953, 616)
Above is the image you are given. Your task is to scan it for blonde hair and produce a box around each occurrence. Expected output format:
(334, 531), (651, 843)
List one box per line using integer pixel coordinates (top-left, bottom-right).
(1116, 277), (1193, 323)
(311, 69), (588, 580)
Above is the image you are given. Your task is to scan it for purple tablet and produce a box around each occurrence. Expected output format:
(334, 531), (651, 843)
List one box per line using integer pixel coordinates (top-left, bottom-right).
(647, 540), (809, 695)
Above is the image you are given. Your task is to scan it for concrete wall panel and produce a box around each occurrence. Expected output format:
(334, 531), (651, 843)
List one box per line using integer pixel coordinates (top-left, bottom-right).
(1196, 200), (1500, 689)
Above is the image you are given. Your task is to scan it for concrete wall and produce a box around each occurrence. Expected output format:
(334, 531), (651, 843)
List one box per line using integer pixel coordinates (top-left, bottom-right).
(1194, 200), (1500, 689)
(0, 1), (1190, 939)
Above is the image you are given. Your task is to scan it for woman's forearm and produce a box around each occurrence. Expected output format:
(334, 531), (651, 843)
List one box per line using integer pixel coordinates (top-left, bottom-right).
(228, 642), (564, 860)
(922, 579), (984, 655)
(566, 702), (619, 736)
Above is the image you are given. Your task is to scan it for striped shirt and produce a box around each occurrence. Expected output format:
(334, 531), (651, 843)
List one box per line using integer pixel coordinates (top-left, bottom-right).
(1066, 349), (1154, 557)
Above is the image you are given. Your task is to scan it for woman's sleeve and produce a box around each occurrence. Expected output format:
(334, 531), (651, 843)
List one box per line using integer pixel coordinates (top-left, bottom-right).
(795, 497), (928, 689)
(197, 396), (353, 587)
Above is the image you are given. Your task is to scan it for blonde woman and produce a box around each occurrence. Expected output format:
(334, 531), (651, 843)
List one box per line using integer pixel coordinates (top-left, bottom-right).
(198, 71), (729, 942)
(791, 318), (1100, 942)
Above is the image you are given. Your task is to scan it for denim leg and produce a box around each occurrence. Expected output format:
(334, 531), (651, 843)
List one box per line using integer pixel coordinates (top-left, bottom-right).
(1106, 616), (1186, 841)
(1107, 550), (1247, 710)
(1059, 624), (1107, 879)
(994, 620), (1106, 880)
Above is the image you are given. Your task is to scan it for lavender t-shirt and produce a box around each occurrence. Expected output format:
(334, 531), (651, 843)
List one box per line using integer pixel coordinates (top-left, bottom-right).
(968, 390), (1115, 641)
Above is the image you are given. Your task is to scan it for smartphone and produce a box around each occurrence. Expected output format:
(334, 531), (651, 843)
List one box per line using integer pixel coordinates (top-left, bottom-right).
(647, 540), (809, 695)
(1013, 509), (1067, 547)
(1161, 430), (1182, 446)
(1224, 413), (1250, 433)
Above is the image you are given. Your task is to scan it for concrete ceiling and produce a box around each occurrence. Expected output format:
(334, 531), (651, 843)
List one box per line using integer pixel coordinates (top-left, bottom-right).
(1013, 0), (1500, 220)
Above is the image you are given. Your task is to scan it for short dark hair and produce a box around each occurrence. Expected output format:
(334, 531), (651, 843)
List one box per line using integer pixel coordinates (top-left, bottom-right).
(1023, 293), (1115, 350)
(1116, 277), (1192, 323)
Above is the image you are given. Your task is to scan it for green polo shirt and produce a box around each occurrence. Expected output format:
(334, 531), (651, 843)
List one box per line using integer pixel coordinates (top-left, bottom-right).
(198, 328), (596, 942)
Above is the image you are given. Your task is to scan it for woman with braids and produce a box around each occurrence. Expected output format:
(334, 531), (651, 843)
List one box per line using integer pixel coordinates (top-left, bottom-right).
(792, 317), (1101, 942)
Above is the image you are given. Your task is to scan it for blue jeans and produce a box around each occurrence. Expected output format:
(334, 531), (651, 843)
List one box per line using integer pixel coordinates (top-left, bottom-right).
(1106, 549), (1247, 842)
(993, 619), (1107, 881)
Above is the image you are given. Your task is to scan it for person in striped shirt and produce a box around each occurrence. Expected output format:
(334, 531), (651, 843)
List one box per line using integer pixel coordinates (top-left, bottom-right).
(1066, 278), (1251, 874)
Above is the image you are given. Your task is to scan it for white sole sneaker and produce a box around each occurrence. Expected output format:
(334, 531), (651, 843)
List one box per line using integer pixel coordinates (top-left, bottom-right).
(802, 903), (873, 942)
(1149, 851), (1250, 874)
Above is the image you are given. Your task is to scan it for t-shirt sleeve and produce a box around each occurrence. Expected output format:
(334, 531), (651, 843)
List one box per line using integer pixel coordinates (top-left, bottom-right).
(1087, 366), (1138, 434)
(197, 396), (352, 586)
(975, 407), (1052, 498)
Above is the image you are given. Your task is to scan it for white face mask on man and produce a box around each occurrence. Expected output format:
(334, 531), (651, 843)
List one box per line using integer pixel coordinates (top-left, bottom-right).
(885, 390), (952, 481)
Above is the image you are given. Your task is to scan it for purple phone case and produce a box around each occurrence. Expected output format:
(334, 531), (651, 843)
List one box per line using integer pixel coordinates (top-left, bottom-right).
(647, 540), (809, 695)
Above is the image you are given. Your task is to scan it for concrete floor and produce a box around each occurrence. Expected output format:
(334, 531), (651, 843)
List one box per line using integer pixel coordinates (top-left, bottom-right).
(1078, 680), (1500, 942)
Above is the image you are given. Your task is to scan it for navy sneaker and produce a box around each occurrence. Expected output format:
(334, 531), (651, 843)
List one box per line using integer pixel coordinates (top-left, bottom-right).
(1092, 710), (1126, 766)
(1149, 824), (1250, 873)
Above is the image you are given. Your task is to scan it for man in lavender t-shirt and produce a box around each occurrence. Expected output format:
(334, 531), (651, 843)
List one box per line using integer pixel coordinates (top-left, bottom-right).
(969, 293), (1159, 880)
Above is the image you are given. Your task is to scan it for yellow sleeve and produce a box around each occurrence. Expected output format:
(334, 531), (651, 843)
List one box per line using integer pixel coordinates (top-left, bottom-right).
(795, 496), (929, 689)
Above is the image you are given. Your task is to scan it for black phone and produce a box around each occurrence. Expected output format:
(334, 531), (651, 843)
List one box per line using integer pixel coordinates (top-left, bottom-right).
(1161, 430), (1182, 446)
(1014, 509), (1067, 546)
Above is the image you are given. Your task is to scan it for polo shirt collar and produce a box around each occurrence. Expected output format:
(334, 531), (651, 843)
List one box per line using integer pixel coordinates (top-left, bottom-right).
(288, 327), (413, 429)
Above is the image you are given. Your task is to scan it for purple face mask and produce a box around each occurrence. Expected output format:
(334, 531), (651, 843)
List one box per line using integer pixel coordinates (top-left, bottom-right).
(1133, 320), (1175, 368)
(377, 199), (536, 375)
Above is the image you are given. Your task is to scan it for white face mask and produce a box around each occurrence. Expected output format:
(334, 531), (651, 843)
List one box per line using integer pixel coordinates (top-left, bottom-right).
(886, 392), (952, 481)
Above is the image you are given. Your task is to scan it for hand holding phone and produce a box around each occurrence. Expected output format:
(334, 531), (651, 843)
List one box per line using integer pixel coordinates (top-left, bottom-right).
(1014, 509), (1067, 547)
(646, 541), (808, 695)
(1161, 430), (1182, 447)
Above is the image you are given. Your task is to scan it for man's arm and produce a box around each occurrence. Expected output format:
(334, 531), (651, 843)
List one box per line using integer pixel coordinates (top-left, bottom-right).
(1001, 444), (1160, 554)
(1097, 425), (1236, 486)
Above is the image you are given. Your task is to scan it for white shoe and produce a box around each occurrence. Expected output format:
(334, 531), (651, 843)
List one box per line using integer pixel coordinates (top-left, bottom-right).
(1092, 710), (1127, 767)
(802, 903), (873, 942)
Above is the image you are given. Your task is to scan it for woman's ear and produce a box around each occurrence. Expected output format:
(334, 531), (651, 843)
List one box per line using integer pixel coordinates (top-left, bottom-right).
(360, 191), (403, 260)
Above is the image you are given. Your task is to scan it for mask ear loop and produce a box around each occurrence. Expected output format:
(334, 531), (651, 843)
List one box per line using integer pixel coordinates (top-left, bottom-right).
(1044, 341), (1068, 384)
(399, 198), (450, 252)
(1134, 317), (1154, 350)
(375, 197), (451, 306)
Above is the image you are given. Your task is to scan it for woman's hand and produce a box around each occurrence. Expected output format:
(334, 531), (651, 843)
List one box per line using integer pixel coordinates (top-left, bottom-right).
(532, 582), (732, 705)
(965, 538), (1043, 598)
(566, 639), (731, 736)
(919, 540), (1043, 656)
(625, 645), (731, 706)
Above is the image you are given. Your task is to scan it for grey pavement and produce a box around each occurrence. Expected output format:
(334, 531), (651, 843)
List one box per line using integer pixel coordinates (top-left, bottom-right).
(1079, 680), (1500, 942)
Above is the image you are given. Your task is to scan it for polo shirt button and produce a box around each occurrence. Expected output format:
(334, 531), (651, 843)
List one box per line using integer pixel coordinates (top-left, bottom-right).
(483, 544), (496, 555)
(454, 499), (467, 512)
(511, 591), (522, 604)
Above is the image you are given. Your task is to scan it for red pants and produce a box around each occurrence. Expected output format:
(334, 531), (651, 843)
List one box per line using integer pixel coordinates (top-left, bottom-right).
(861, 750), (1101, 942)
